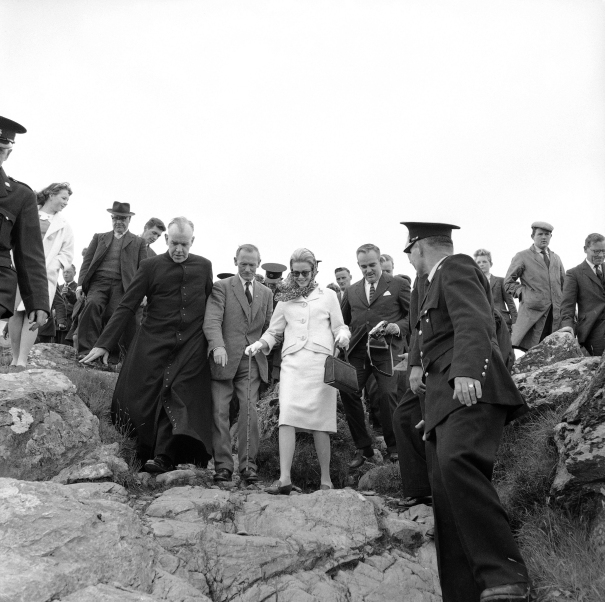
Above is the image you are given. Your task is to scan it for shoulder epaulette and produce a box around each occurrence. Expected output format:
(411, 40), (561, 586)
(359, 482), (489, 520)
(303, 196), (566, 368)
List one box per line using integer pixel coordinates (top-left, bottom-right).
(8, 176), (34, 192)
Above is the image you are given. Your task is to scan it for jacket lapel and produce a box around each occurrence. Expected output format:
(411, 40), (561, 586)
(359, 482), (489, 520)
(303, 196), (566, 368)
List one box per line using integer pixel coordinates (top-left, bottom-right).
(370, 274), (390, 305)
(232, 277), (251, 318)
(355, 279), (369, 308)
(122, 231), (134, 249)
(44, 212), (65, 239)
(530, 246), (548, 271)
(250, 280), (264, 322)
(582, 261), (603, 289)
(0, 168), (8, 198)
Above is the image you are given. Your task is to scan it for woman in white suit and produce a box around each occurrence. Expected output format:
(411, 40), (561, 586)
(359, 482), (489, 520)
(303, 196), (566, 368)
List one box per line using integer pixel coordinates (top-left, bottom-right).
(246, 248), (350, 494)
(9, 183), (74, 368)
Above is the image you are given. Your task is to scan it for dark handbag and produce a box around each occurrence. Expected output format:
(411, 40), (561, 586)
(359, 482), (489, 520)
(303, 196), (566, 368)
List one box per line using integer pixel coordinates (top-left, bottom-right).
(324, 345), (359, 394)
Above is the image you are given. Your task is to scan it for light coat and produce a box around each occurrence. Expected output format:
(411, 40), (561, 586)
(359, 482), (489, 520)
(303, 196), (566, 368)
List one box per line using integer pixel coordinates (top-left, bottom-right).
(261, 286), (349, 357)
(203, 276), (273, 382)
(42, 212), (74, 303)
(504, 246), (565, 349)
(560, 261), (605, 345)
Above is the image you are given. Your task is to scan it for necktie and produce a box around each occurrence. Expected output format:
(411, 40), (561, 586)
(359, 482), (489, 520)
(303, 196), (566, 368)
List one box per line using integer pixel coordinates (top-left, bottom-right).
(541, 250), (550, 268)
(369, 283), (375, 304)
(596, 265), (604, 285)
(245, 281), (252, 305)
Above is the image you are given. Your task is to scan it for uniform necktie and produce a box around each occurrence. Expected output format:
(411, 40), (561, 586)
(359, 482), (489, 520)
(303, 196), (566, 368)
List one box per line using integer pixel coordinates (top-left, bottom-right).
(369, 283), (375, 304)
(541, 250), (550, 268)
(245, 281), (252, 305)
(597, 265), (604, 285)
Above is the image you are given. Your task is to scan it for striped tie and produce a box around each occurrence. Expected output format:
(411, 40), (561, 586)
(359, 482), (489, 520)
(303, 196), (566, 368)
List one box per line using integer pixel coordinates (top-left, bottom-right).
(369, 283), (375, 304)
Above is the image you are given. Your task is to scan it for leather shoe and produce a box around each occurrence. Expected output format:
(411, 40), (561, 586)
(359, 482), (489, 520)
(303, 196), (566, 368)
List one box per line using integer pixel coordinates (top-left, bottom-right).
(348, 448), (375, 469)
(319, 483), (333, 491)
(397, 495), (433, 508)
(265, 480), (293, 495)
(241, 467), (259, 483)
(213, 468), (233, 482)
(144, 455), (174, 474)
(480, 583), (533, 601)
(387, 452), (399, 463)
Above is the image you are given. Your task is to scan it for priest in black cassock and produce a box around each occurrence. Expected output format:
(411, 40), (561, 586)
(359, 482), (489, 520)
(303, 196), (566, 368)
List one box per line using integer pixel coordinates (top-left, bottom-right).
(81, 217), (214, 473)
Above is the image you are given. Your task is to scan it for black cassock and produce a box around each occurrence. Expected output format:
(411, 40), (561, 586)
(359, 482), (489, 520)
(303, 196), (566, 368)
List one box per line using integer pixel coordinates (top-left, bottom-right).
(97, 252), (213, 463)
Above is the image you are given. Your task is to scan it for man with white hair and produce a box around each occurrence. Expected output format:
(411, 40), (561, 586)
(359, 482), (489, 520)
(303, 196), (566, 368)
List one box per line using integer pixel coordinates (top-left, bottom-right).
(81, 217), (214, 473)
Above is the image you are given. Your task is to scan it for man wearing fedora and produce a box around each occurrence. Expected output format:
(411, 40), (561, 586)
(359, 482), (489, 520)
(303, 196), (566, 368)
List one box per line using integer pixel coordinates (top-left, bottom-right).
(76, 202), (147, 363)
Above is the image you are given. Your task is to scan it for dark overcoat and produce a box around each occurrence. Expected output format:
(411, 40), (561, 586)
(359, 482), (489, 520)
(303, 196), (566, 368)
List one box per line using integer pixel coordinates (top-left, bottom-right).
(560, 261), (605, 345)
(0, 168), (49, 317)
(96, 252), (214, 462)
(410, 254), (526, 434)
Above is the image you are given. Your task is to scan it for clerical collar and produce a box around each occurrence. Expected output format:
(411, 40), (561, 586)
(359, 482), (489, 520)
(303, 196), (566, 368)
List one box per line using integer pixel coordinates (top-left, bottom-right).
(427, 256), (448, 282)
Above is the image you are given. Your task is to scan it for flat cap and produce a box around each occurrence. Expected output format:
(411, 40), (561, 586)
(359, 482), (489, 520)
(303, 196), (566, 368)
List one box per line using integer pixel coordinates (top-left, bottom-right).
(0, 116), (27, 145)
(262, 263), (287, 282)
(531, 221), (554, 232)
(401, 222), (460, 253)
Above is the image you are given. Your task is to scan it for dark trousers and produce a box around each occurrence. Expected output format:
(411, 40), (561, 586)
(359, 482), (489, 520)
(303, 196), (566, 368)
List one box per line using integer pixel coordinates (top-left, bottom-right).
(584, 313), (605, 357)
(426, 403), (529, 602)
(539, 306), (554, 342)
(364, 375), (383, 435)
(392, 380), (431, 498)
(340, 350), (398, 452)
(154, 407), (178, 462)
(78, 276), (135, 361)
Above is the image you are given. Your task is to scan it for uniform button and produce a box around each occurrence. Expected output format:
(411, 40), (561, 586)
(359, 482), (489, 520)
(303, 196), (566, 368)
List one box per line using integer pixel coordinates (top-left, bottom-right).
(482, 372), (486, 377)
(426, 319), (429, 323)
(425, 372), (429, 376)
(484, 365), (488, 369)
(302, 303), (307, 307)
(419, 330), (422, 335)
(485, 359), (489, 363)
(420, 352), (423, 357)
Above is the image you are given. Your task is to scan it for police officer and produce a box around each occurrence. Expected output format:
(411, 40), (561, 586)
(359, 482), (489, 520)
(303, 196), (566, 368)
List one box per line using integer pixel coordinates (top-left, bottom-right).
(403, 222), (532, 602)
(0, 116), (49, 330)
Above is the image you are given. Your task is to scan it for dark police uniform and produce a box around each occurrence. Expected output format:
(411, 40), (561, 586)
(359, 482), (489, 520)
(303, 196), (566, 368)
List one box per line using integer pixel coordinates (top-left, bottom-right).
(410, 253), (529, 601)
(0, 116), (49, 318)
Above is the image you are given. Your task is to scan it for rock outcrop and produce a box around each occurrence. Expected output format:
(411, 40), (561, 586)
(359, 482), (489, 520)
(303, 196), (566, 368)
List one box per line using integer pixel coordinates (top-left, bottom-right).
(512, 331), (584, 375)
(0, 369), (102, 480)
(551, 356), (605, 498)
(512, 356), (601, 414)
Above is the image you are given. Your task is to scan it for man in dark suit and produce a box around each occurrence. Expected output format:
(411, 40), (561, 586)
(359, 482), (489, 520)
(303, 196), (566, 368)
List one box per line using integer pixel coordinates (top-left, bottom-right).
(559, 233), (605, 356)
(404, 222), (530, 602)
(474, 249), (518, 333)
(0, 116), (49, 327)
(77, 202), (147, 362)
(56, 265), (77, 345)
(139, 217), (166, 258)
(203, 244), (274, 483)
(340, 244), (411, 467)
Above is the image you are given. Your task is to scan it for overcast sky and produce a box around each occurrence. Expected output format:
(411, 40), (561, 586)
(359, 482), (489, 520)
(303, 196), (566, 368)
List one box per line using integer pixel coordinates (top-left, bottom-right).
(2, 0), (604, 284)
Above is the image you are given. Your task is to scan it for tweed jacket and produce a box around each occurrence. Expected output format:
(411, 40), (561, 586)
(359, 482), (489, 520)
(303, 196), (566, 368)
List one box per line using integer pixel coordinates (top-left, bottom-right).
(203, 275), (273, 382)
(78, 230), (148, 293)
(560, 260), (605, 344)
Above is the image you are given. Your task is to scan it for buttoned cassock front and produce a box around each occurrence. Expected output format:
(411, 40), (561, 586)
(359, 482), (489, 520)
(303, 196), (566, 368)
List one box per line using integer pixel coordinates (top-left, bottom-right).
(97, 252), (214, 462)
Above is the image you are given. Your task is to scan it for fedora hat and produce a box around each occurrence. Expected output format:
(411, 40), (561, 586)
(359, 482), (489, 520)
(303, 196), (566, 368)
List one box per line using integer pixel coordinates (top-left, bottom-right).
(107, 202), (135, 216)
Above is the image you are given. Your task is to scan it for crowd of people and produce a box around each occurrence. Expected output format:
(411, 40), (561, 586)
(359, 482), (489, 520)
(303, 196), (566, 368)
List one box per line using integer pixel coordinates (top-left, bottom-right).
(2, 113), (605, 602)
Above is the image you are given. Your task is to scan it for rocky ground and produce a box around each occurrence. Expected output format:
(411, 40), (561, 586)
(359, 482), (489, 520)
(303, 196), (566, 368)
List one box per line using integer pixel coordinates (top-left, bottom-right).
(2, 334), (605, 601)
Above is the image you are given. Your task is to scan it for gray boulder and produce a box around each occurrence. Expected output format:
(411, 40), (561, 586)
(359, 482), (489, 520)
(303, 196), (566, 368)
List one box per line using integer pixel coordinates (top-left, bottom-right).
(512, 356), (601, 414)
(551, 356), (605, 497)
(512, 331), (584, 375)
(0, 369), (102, 480)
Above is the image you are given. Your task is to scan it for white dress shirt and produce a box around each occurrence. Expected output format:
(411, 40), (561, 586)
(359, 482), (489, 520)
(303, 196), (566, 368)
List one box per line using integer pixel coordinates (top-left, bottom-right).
(239, 275), (254, 297)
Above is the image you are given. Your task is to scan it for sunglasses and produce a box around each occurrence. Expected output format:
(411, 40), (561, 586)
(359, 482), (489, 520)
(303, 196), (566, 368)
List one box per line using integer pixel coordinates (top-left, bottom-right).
(292, 270), (312, 278)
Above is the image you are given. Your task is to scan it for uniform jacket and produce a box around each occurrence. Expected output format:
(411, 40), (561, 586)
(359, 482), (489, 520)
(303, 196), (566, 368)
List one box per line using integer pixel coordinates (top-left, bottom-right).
(261, 285), (349, 357)
(0, 168), (49, 316)
(489, 274), (517, 325)
(203, 276), (273, 382)
(78, 230), (148, 293)
(560, 261), (605, 344)
(410, 254), (526, 433)
(340, 273), (411, 356)
(504, 246), (565, 348)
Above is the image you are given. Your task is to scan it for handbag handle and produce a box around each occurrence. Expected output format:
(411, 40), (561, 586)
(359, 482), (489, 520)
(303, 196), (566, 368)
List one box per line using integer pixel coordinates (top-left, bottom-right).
(367, 335), (395, 377)
(333, 344), (350, 363)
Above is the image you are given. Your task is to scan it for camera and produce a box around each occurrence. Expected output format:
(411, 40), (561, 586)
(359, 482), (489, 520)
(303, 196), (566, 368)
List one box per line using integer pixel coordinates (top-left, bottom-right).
(368, 320), (389, 349)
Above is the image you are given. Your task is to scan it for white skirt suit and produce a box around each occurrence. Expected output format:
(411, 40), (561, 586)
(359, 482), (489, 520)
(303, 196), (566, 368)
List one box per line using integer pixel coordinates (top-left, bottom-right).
(260, 286), (350, 433)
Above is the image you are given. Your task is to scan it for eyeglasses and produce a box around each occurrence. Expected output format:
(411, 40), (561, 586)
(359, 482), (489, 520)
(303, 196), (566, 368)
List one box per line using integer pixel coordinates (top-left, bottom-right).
(590, 249), (605, 256)
(292, 270), (312, 278)
(111, 215), (129, 221)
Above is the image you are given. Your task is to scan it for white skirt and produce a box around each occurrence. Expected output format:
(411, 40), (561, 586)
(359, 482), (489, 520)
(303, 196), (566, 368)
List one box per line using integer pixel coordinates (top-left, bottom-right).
(278, 347), (337, 433)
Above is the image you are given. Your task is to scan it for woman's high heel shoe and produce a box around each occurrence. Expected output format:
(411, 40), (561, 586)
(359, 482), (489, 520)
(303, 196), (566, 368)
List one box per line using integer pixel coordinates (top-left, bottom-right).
(265, 480), (293, 495)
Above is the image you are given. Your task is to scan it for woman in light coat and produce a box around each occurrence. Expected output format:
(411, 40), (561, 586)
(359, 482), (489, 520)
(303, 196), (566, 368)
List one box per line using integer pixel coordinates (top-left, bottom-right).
(9, 182), (74, 368)
(246, 248), (350, 494)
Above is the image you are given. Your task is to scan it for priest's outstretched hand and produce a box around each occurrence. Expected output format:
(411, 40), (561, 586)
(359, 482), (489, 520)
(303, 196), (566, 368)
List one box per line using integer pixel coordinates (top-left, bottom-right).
(80, 347), (110, 365)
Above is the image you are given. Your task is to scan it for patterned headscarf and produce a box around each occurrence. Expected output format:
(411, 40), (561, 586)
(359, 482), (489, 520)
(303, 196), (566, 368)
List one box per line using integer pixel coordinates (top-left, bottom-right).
(274, 270), (318, 303)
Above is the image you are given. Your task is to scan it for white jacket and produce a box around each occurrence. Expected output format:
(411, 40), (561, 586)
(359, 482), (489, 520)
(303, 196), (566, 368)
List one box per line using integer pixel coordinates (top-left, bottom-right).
(41, 212), (74, 303)
(261, 286), (350, 357)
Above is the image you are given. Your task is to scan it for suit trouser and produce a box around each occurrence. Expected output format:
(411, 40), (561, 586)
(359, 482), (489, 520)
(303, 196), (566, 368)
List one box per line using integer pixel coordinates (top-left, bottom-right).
(584, 313), (605, 357)
(392, 380), (431, 498)
(364, 375), (383, 434)
(340, 351), (398, 452)
(211, 354), (261, 473)
(154, 407), (178, 462)
(78, 276), (135, 361)
(426, 403), (529, 602)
